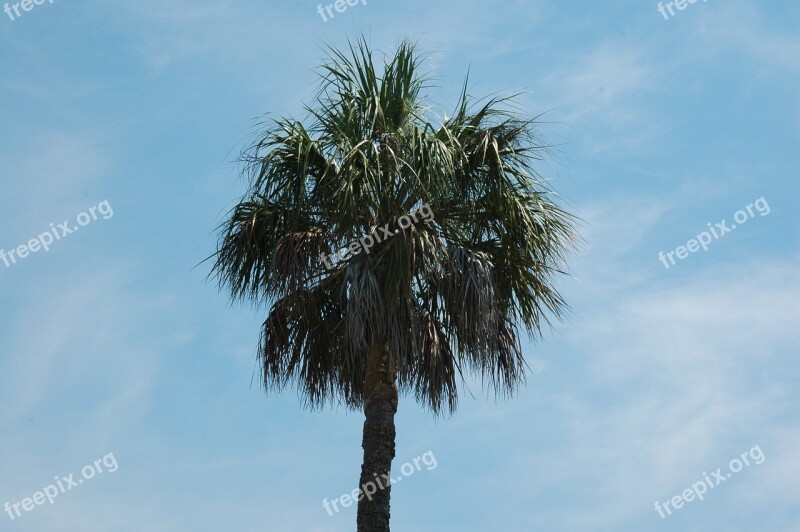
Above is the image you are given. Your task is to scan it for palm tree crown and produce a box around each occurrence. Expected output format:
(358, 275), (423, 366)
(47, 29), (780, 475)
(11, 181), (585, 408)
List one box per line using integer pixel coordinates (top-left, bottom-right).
(211, 38), (577, 415)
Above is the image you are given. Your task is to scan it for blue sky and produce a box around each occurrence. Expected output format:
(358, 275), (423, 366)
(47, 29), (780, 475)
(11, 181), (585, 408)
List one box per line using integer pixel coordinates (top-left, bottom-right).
(1, 0), (798, 530)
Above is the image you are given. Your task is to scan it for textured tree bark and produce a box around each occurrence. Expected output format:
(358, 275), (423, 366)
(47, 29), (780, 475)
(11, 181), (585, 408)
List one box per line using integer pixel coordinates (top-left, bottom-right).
(356, 344), (398, 532)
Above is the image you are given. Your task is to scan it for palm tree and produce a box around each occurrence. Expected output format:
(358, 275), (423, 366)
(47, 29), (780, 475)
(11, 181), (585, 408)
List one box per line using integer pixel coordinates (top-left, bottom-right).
(210, 37), (577, 532)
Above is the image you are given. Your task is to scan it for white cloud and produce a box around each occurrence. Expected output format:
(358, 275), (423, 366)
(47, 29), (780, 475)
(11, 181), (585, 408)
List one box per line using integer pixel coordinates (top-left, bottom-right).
(691, 1), (800, 74)
(535, 42), (670, 154)
(543, 44), (654, 124)
(0, 267), (161, 426)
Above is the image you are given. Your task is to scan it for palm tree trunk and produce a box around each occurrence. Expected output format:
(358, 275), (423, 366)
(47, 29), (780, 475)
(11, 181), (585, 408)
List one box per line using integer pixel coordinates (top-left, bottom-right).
(356, 344), (398, 532)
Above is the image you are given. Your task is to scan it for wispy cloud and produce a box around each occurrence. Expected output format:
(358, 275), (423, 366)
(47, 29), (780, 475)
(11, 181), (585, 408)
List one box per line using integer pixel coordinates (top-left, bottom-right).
(690, 0), (800, 74)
